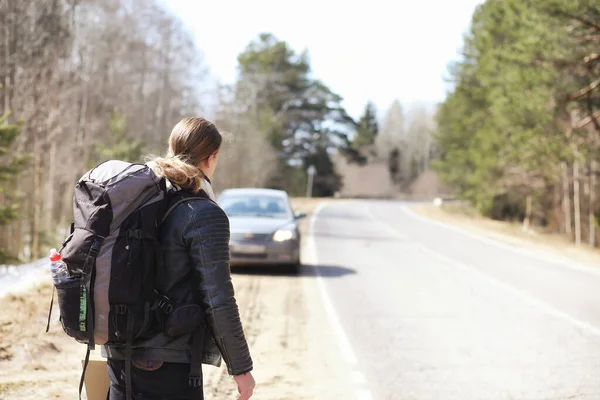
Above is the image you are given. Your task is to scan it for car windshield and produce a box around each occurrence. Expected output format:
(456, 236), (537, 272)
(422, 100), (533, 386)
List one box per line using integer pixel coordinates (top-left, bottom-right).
(219, 194), (291, 219)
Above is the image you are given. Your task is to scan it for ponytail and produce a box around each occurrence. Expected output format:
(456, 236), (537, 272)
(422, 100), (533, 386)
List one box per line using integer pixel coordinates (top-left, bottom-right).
(147, 117), (222, 193)
(148, 155), (205, 194)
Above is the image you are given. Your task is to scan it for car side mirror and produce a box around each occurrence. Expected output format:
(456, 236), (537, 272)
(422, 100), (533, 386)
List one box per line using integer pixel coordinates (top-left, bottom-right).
(294, 211), (307, 220)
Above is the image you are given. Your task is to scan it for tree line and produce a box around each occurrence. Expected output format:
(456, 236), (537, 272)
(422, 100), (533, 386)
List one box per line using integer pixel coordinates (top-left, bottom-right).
(0, 1), (381, 263)
(213, 32), (360, 198)
(1, 0), (208, 263)
(0, 0), (438, 264)
(434, 0), (600, 247)
(213, 34), (438, 200)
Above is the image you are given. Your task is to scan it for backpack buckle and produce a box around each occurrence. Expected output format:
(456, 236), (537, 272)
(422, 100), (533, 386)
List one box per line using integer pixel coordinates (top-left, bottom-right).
(189, 375), (202, 388)
(154, 290), (173, 313)
(115, 305), (128, 315)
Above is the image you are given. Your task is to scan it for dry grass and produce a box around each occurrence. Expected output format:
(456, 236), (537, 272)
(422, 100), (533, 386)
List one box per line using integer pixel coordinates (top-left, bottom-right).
(289, 196), (331, 210)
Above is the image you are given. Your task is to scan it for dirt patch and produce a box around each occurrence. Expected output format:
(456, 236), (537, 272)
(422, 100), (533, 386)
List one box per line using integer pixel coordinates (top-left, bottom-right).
(202, 262), (354, 399)
(204, 196), (354, 399)
(0, 284), (85, 399)
(412, 203), (600, 267)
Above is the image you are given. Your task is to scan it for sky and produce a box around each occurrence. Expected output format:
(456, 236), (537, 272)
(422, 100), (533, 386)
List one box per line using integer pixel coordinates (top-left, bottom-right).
(165, 0), (484, 120)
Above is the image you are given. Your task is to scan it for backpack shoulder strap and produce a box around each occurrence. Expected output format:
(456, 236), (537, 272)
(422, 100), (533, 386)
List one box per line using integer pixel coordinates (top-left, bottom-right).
(162, 189), (210, 224)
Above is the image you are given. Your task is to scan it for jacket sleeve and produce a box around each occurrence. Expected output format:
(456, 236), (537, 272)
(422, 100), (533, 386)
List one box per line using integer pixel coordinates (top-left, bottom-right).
(182, 200), (253, 375)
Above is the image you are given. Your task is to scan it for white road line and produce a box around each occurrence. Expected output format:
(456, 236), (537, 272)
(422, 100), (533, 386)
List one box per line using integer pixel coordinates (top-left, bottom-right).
(365, 203), (600, 338)
(400, 205), (600, 277)
(417, 244), (600, 338)
(306, 203), (374, 400)
(363, 206), (411, 241)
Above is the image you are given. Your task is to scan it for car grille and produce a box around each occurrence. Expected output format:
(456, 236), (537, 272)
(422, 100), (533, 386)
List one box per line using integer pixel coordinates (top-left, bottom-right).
(230, 232), (272, 243)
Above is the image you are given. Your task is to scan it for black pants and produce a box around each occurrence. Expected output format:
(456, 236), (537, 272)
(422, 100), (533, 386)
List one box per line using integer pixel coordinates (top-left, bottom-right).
(107, 359), (203, 400)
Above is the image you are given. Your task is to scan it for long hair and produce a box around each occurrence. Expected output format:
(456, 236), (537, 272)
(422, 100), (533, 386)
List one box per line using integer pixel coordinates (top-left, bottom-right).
(149, 117), (222, 193)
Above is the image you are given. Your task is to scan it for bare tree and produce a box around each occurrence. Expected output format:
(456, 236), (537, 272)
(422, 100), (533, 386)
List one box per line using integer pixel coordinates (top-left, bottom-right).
(590, 160), (597, 246)
(212, 85), (278, 191)
(0, 0), (208, 262)
(375, 99), (405, 162)
(375, 100), (435, 190)
(405, 104), (435, 178)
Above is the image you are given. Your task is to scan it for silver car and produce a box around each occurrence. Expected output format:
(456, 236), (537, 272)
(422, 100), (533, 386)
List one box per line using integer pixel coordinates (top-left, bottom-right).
(218, 188), (307, 267)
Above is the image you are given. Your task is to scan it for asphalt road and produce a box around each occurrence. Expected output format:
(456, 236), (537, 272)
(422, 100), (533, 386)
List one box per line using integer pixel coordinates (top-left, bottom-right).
(308, 200), (600, 400)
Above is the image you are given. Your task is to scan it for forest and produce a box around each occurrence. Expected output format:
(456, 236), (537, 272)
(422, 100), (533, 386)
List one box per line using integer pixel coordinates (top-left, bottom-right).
(434, 0), (600, 247)
(0, 0), (436, 263)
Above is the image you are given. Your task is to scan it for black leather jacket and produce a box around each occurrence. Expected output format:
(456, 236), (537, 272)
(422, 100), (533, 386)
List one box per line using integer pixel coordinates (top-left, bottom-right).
(103, 194), (253, 376)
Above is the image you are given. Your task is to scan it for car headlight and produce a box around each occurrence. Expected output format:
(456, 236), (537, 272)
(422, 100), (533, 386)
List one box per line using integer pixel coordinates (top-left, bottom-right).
(273, 229), (296, 242)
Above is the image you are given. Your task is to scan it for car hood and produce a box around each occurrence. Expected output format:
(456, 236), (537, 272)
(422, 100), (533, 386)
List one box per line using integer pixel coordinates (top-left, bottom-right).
(228, 216), (294, 234)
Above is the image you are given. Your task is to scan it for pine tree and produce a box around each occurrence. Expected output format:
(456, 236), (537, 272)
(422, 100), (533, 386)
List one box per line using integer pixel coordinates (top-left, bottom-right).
(352, 102), (378, 149)
(235, 33), (355, 194)
(90, 113), (145, 166)
(433, 0), (564, 214)
(0, 112), (28, 263)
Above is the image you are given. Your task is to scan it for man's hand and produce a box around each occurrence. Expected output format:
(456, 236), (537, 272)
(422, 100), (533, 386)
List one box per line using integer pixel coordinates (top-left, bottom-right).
(234, 372), (255, 400)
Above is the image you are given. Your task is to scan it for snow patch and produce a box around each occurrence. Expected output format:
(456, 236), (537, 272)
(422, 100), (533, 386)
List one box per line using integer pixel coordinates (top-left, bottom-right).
(0, 258), (50, 298)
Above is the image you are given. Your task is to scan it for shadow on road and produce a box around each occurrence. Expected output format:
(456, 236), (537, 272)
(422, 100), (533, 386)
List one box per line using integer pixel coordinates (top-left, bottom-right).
(231, 264), (356, 278)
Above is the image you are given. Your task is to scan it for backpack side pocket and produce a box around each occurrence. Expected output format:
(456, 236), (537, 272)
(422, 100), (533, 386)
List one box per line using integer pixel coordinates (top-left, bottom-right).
(56, 275), (88, 343)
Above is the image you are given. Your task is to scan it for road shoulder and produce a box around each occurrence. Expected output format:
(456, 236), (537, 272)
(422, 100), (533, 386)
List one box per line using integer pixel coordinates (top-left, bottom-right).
(409, 204), (600, 269)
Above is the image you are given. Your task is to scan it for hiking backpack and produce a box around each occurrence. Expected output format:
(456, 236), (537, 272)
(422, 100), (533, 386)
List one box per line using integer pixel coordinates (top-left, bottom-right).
(46, 160), (207, 399)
